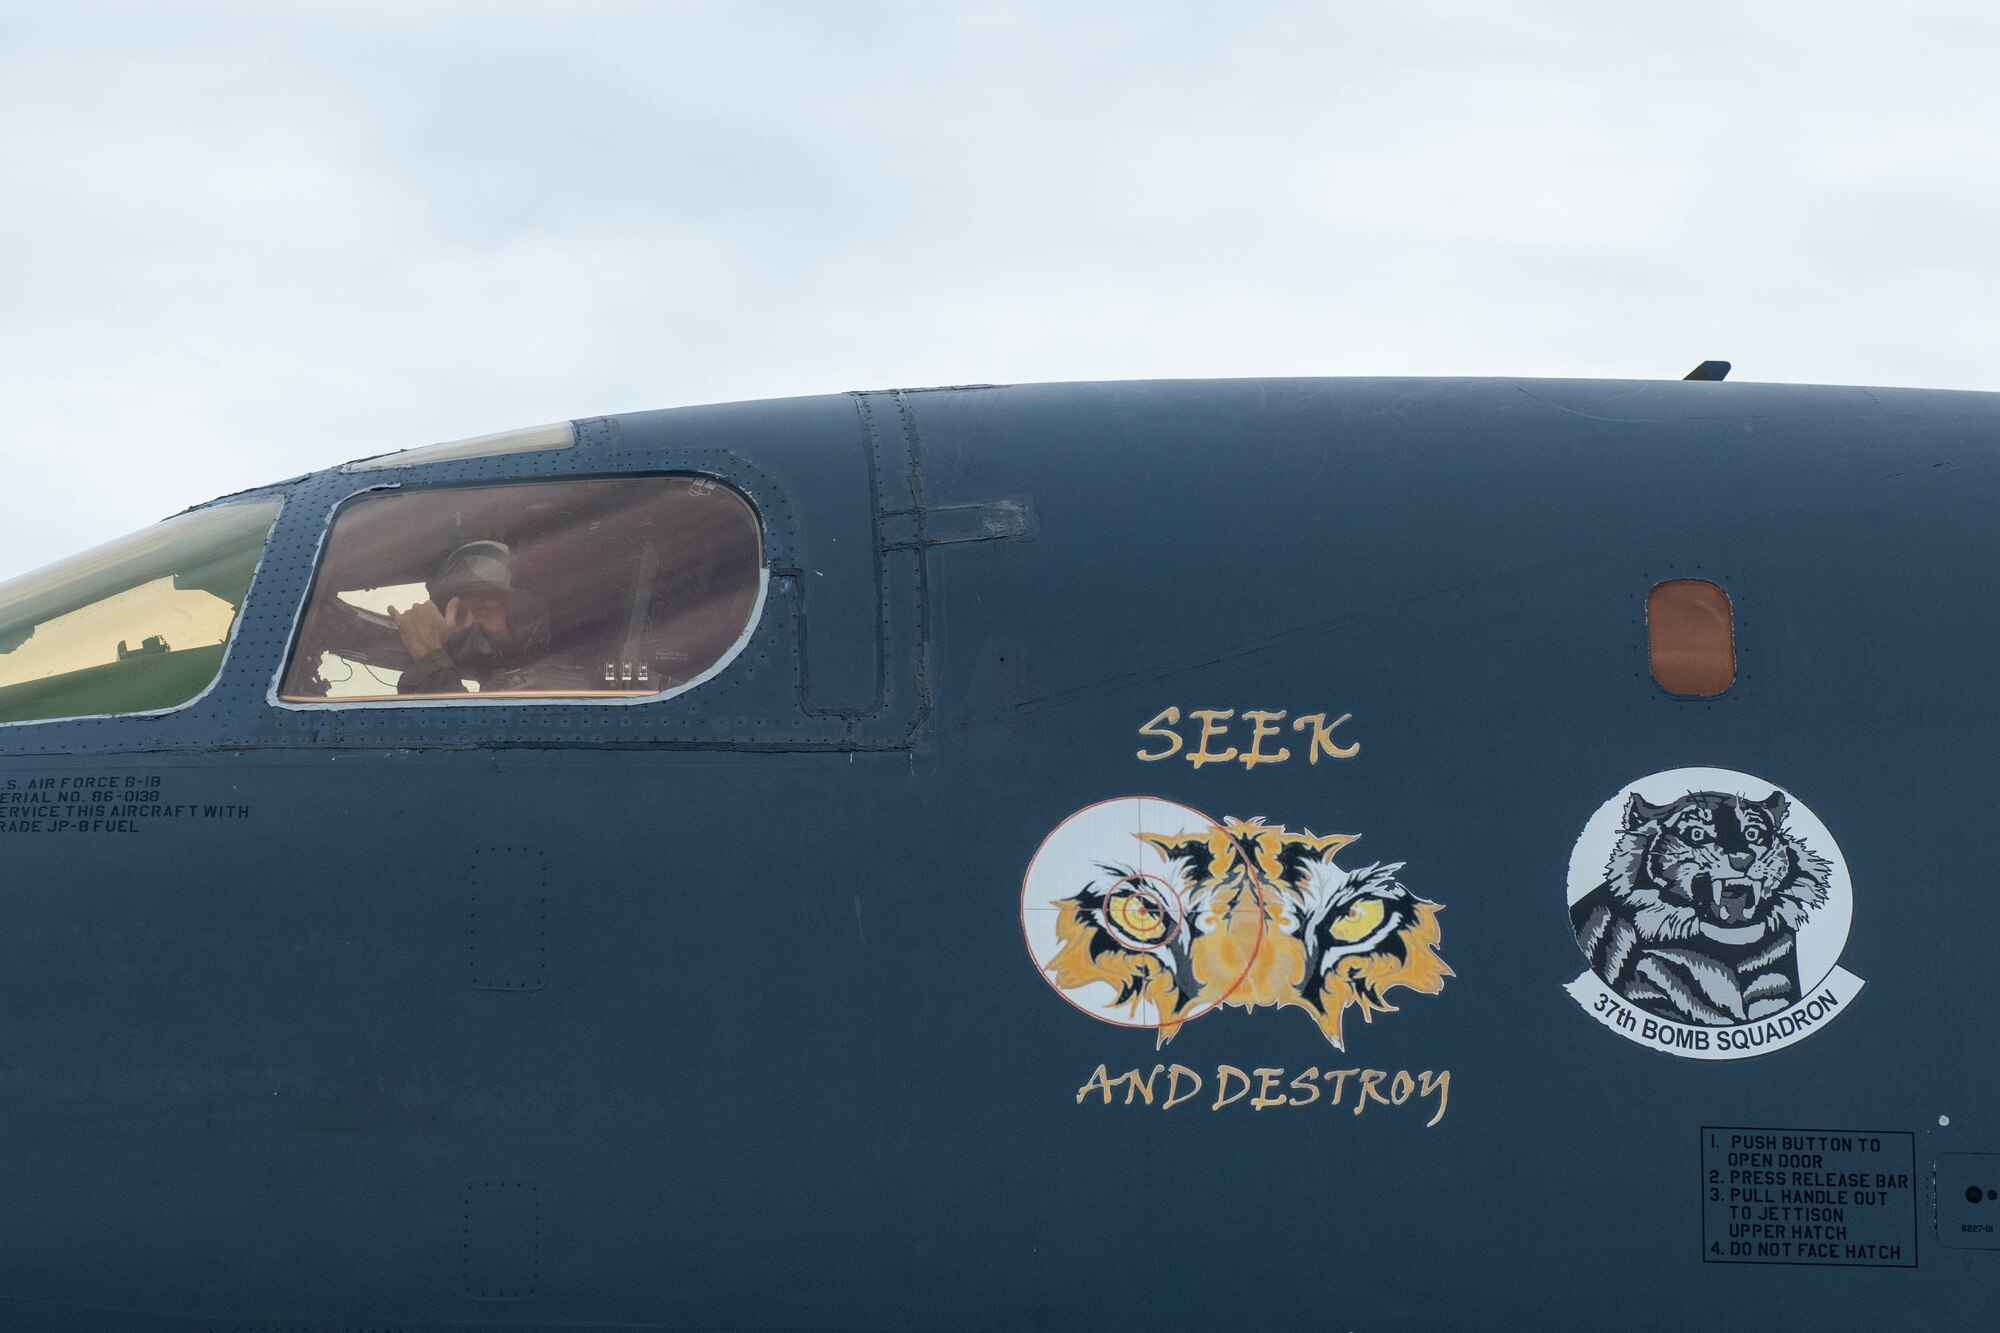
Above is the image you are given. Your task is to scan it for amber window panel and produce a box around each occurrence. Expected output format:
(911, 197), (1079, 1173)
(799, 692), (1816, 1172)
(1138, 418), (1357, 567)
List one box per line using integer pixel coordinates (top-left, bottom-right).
(279, 476), (763, 703)
(1647, 579), (1735, 697)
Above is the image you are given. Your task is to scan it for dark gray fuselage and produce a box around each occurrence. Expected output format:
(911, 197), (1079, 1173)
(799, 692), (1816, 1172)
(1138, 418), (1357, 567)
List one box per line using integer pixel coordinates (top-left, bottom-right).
(0, 377), (1991, 1330)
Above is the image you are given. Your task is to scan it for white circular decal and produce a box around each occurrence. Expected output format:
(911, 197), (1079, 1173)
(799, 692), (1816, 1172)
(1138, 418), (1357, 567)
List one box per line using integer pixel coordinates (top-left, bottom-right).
(1021, 796), (1220, 1030)
(1563, 768), (1861, 1059)
(1022, 797), (1452, 1049)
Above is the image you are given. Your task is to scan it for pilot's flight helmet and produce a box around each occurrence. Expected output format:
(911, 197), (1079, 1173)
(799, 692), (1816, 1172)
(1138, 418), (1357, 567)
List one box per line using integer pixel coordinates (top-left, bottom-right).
(428, 540), (514, 606)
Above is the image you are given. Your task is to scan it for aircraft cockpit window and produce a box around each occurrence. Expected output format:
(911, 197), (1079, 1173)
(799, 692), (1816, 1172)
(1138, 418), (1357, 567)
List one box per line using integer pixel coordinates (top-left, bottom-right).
(0, 498), (284, 725)
(279, 476), (764, 704)
(341, 421), (576, 472)
(1647, 579), (1735, 696)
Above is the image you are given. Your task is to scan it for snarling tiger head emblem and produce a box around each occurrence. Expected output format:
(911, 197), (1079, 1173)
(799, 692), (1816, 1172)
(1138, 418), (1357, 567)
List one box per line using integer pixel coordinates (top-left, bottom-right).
(1042, 816), (1451, 1048)
(1595, 791), (1829, 943)
(1570, 789), (1832, 1025)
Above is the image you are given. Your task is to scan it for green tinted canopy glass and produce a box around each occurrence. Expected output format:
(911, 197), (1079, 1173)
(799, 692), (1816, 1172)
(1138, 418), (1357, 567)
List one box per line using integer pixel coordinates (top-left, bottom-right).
(0, 498), (283, 725)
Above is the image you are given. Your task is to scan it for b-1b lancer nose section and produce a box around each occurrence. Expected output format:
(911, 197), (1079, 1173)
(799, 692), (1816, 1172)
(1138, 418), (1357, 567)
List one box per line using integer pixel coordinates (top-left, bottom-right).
(0, 376), (1992, 1332)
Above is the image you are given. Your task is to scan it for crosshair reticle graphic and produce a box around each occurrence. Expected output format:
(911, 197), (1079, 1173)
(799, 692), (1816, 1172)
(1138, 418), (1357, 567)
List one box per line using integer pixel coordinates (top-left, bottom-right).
(1023, 797), (1452, 1049)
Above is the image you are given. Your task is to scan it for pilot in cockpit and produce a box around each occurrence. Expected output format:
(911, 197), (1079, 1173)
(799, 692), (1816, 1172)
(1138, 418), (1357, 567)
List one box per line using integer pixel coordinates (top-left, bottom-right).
(388, 541), (561, 694)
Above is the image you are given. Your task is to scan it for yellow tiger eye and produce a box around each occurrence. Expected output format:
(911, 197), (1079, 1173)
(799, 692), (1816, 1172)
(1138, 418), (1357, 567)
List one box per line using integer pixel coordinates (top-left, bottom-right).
(1108, 892), (1169, 944)
(1329, 898), (1386, 943)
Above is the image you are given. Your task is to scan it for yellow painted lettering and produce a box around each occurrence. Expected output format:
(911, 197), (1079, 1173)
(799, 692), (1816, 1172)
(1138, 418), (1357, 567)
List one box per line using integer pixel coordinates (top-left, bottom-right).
(1390, 1070), (1415, 1105)
(1212, 1064), (1251, 1109)
(1076, 1064), (1117, 1104)
(1288, 1067), (1322, 1106)
(1353, 1069), (1392, 1114)
(1239, 710), (1290, 768)
(1292, 712), (1359, 762)
(1162, 1064), (1204, 1110)
(1123, 1064), (1167, 1105)
(1250, 1068), (1288, 1109)
(1323, 1068), (1360, 1105)
(1135, 707), (1183, 762)
(1187, 710), (1239, 768)
(1419, 1069), (1451, 1127)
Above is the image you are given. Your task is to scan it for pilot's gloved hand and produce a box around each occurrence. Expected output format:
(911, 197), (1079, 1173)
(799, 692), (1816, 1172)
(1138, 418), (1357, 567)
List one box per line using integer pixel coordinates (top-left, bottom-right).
(388, 598), (461, 660)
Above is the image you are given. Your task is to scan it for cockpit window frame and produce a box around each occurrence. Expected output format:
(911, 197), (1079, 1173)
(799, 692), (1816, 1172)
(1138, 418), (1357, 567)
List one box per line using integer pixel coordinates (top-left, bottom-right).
(0, 496), (290, 732)
(0, 395), (927, 758)
(339, 421), (577, 473)
(267, 473), (770, 714)
(0, 494), (287, 730)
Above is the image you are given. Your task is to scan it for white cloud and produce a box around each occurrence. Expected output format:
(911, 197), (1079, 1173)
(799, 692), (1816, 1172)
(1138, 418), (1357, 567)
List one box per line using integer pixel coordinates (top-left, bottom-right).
(5, 1), (2000, 577)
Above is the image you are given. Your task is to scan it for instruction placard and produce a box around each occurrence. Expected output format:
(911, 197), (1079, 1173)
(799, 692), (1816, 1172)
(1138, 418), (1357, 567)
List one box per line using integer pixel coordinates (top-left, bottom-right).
(1702, 1126), (1916, 1267)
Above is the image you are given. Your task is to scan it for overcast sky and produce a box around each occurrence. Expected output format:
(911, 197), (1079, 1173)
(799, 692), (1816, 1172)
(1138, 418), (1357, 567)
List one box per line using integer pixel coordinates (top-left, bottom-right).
(5, 2), (1999, 579)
